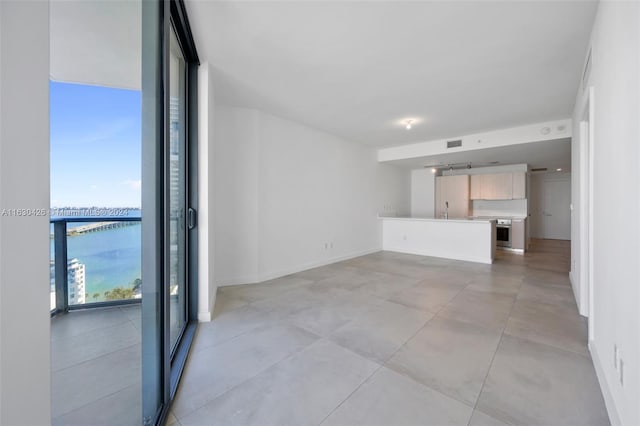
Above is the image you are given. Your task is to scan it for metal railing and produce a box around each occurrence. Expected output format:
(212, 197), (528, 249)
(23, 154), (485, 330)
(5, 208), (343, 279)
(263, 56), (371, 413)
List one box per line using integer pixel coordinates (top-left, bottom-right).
(50, 216), (142, 316)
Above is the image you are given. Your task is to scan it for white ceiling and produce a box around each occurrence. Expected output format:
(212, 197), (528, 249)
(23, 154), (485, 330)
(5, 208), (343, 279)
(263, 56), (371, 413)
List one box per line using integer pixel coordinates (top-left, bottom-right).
(48, 0), (594, 169)
(385, 138), (572, 172)
(50, 0), (141, 90)
(186, 0), (597, 147)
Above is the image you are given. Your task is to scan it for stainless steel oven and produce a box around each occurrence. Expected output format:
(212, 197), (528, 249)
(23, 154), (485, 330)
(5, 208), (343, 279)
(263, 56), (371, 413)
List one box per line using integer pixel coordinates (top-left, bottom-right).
(496, 219), (512, 248)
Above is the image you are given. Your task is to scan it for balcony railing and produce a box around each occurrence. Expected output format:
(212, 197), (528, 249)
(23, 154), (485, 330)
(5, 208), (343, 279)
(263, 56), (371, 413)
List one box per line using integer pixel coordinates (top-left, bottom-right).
(50, 216), (142, 315)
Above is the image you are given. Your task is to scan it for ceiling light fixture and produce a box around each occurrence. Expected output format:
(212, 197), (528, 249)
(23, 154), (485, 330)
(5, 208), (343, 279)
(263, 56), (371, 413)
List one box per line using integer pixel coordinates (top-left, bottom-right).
(405, 120), (413, 130)
(557, 168), (563, 172)
(431, 168), (437, 173)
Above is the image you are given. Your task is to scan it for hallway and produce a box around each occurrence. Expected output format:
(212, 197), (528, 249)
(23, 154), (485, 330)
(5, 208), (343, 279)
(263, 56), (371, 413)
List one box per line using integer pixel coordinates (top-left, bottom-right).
(170, 240), (608, 426)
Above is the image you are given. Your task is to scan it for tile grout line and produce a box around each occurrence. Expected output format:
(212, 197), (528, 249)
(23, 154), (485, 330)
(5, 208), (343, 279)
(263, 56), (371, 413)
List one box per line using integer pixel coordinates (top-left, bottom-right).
(174, 327), (323, 421)
(185, 265), (382, 417)
(466, 276), (525, 426)
(315, 351), (384, 426)
(53, 381), (140, 422)
(316, 308), (434, 426)
(52, 341), (140, 374)
(314, 261), (452, 425)
(317, 276), (469, 426)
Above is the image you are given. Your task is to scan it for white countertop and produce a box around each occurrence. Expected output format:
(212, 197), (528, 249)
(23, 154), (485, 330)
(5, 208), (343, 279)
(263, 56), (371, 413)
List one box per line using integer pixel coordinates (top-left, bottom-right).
(378, 216), (496, 224)
(473, 215), (527, 220)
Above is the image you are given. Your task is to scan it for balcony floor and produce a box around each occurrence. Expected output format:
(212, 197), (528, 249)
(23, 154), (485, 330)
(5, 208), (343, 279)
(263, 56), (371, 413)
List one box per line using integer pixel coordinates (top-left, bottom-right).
(51, 305), (141, 425)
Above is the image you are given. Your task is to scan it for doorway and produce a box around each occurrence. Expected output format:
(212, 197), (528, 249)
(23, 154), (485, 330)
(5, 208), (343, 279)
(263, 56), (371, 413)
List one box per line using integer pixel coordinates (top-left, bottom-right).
(579, 87), (595, 339)
(530, 173), (572, 241)
(540, 177), (571, 240)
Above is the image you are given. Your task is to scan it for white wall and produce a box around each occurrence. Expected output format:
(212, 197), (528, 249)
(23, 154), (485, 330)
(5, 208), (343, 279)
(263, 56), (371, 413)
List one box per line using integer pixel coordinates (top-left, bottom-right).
(571, 2), (640, 425)
(378, 119), (571, 162)
(443, 163), (528, 176)
(213, 105), (410, 286)
(410, 169), (435, 217)
(213, 107), (260, 285)
(0, 1), (52, 424)
(197, 63), (217, 321)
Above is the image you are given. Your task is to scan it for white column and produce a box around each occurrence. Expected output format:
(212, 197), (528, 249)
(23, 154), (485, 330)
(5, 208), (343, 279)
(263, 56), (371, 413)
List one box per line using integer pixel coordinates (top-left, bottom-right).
(197, 62), (216, 321)
(0, 1), (52, 424)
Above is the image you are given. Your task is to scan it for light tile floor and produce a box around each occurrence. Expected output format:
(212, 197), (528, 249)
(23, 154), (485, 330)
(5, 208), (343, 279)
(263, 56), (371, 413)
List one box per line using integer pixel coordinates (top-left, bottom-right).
(51, 304), (142, 426)
(50, 298), (184, 425)
(170, 240), (609, 426)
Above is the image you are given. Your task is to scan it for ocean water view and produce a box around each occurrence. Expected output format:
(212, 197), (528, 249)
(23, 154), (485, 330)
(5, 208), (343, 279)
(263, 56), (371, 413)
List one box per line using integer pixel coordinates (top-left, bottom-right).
(50, 208), (141, 303)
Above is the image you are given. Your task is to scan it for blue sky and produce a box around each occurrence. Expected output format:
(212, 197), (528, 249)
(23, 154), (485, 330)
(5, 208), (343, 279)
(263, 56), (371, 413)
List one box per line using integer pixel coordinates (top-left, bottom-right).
(50, 82), (141, 207)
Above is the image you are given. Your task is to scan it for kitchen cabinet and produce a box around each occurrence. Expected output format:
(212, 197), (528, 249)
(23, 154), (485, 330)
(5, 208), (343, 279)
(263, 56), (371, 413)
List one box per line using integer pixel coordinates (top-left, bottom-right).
(470, 175), (482, 199)
(469, 172), (526, 200)
(512, 172), (526, 199)
(435, 175), (470, 218)
(481, 173), (512, 200)
(512, 218), (526, 250)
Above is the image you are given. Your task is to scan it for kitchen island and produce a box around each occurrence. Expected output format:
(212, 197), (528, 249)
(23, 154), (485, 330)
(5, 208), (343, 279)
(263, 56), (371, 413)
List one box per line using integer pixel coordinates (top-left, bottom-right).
(380, 217), (497, 264)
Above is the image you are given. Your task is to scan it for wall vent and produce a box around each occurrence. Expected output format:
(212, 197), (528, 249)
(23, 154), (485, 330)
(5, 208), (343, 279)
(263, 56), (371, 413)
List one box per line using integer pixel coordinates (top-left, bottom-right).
(531, 167), (548, 172)
(447, 140), (462, 148)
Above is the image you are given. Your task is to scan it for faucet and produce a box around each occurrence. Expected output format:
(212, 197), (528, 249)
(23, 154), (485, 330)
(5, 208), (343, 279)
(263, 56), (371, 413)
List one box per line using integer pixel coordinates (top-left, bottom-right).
(444, 201), (449, 220)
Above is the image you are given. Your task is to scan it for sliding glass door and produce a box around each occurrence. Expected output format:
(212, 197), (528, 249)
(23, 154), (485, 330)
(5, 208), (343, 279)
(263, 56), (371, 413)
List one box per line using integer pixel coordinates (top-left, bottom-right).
(142, 1), (199, 424)
(168, 24), (188, 354)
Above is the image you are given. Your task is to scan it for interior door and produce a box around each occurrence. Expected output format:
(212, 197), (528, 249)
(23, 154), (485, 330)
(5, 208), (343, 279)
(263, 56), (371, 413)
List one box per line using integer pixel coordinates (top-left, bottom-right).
(542, 178), (571, 240)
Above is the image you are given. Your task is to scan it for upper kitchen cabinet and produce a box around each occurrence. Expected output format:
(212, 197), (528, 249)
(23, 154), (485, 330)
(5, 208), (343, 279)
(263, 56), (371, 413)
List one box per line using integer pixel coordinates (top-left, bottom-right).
(481, 173), (512, 200)
(470, 175), (482, 199)
(470, 172), (527, 200)
(512, 172), (526, 199)
(435, 175), (470, 218)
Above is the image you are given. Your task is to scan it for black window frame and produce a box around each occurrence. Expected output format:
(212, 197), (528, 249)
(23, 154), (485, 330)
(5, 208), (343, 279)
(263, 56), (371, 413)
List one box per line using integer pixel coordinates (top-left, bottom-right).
(141, 0), (200, 424)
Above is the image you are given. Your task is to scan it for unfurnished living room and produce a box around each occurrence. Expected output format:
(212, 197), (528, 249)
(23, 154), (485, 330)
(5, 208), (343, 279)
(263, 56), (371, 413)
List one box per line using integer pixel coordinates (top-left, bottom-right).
(0, 1), (638, 426)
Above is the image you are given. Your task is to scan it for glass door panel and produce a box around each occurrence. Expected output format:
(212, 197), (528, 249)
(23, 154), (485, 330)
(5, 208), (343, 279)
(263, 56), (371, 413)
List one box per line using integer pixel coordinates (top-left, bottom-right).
(168, 26), (187, 353)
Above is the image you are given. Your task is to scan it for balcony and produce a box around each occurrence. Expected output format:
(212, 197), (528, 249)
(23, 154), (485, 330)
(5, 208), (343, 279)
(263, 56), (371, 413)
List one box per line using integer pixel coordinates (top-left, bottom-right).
(50, 216), (141, 425)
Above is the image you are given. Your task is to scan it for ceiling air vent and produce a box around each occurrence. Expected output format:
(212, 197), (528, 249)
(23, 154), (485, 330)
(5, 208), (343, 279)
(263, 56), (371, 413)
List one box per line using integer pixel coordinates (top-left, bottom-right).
(531, 167), (548, 172)
(447, 140), (462, 148)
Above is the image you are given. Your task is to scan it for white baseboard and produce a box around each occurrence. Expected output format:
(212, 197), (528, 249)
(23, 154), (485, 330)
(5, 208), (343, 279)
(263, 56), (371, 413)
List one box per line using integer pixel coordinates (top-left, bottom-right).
(589, 341), (621, 426)
(197, 311), (212, 322)
(216, 274), (260, 287)
(258, 248), (381, 283)
(217, 247), (381, 287)
(384, 246), (493, 265)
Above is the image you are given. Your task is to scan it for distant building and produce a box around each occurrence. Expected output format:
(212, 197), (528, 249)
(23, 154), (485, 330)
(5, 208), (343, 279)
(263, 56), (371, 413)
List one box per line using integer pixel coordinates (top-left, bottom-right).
(50, 260), (56, 310)
(50, 258), (86, 305)
(67, 258), (86, 304)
